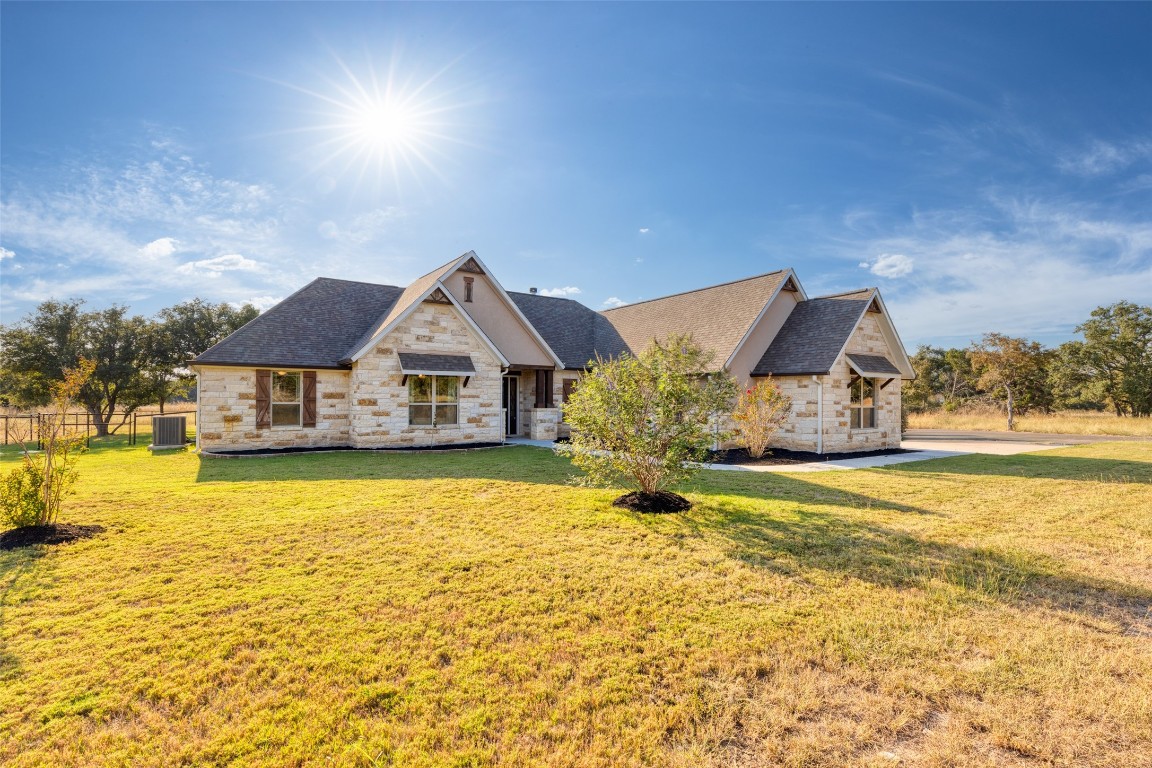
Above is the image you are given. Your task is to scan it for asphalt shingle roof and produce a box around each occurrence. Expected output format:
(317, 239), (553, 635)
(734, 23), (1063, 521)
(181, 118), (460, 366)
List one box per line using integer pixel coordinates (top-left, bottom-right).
(600, 271), (789, 367)
(751, 292), (874, 376)
(397, 353), (477, 374)
(508, 292), (629, 369)
(193, 278), (404, 369)
(844, 353), (901, 377)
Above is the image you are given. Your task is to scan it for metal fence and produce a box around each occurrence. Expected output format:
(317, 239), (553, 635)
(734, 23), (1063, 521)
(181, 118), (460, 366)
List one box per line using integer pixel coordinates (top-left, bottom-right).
(1, 409), (196, 449)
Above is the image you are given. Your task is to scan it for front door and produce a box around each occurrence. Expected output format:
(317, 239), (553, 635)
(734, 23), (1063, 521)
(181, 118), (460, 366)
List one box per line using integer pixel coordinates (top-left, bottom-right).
(502, 375), (519, 436)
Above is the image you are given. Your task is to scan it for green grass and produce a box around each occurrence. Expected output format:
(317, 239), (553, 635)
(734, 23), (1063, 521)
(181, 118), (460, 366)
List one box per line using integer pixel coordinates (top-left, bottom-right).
(2, 442), (1151, 767)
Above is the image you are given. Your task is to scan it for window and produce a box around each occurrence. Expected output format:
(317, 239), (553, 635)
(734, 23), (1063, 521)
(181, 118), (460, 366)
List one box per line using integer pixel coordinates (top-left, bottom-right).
(464, 276), (474, 302)
(271, 371), (302, 427)
(561, 378), (577, 422)
(408, 375), (459, 426)
(849, 377), (876, 429)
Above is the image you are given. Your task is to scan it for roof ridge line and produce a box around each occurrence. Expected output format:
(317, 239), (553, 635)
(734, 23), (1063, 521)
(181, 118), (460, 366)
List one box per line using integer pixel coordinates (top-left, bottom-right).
(599, 269), (789, 313)
(313, 276), (402, 289)
(811, 287), (876, 300)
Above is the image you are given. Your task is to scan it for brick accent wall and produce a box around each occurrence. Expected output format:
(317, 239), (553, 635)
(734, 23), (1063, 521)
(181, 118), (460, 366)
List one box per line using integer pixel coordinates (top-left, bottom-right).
(348, 303), (503, 447)
(197, 367), (351, 451)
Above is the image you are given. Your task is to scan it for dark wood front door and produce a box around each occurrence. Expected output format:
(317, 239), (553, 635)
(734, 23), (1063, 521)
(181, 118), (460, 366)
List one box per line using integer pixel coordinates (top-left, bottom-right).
(502, 376), (518, 436)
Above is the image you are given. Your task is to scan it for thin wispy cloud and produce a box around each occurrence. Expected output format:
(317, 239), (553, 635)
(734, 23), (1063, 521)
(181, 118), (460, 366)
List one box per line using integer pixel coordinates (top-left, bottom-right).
(838, 195), (1152, 345)
(1057, 138), (1152, 177)
(176, 254), (262, 278)
(539, 286), (581, 297)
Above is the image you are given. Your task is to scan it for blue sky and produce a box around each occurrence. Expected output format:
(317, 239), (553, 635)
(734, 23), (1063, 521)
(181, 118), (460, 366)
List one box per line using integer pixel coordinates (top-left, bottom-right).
(2, 2), (1150, 349)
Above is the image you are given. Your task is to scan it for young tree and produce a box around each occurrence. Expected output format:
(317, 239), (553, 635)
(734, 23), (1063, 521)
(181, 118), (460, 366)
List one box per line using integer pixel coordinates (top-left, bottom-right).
(558, 335), (738, 509)
(968, 333), (1049, 430)
(732, 377), (792, 458)
(1, 360), (94, 529)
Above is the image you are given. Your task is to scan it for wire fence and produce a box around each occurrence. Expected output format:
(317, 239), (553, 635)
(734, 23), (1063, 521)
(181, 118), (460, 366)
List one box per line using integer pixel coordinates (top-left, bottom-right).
(1, 409), (197, 450)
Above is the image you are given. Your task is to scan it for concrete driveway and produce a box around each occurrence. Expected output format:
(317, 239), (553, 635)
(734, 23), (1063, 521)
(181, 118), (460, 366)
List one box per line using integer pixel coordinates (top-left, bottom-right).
(705, 430), (1149, 473)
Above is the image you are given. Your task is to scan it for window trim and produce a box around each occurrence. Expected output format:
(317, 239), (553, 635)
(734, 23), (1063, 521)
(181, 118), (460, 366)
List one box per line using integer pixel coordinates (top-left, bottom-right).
(848, 376), (878, 430)
(408, 374), (460, 427)
(271, 370), (303, 429)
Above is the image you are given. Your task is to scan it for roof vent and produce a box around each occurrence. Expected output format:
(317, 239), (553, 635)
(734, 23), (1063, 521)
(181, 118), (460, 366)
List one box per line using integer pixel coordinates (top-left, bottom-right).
(529, 287), (538, 294)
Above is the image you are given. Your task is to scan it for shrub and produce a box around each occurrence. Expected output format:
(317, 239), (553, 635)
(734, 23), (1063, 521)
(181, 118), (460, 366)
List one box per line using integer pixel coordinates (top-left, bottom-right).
(1, 459), (46, 529)
(559, 335), (737, 496)
(731, 378), (792, 459)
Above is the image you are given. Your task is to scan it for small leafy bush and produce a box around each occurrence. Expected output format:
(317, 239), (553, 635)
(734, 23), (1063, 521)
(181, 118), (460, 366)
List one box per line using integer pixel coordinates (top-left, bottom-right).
(731, 378), (792, 459)
(1, 459), (46, 529)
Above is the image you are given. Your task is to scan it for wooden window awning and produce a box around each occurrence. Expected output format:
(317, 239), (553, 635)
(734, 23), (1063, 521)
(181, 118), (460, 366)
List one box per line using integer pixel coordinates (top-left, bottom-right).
(845, 354), (901, 379)
(398, 353), (476, 387)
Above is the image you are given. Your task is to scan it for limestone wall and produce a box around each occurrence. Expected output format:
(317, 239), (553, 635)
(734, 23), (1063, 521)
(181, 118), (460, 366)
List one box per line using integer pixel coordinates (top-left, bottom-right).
(197, 367), (351, 452)
(822, 313), (902, 452)
(348, 302), (503, 447)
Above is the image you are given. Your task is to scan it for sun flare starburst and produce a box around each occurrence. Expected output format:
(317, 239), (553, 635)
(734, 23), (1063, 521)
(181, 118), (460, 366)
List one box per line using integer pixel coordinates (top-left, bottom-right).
(273, 52), (478, 195)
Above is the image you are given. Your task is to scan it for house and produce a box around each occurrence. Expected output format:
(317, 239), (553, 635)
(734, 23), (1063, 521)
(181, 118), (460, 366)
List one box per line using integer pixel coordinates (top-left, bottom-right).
(191, 251), (914, 454)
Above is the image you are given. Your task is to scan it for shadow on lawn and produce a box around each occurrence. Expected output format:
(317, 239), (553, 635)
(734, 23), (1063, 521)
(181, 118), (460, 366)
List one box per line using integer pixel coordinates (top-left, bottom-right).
(659, 473), (1151, 629)
(193, 445), (576, 486)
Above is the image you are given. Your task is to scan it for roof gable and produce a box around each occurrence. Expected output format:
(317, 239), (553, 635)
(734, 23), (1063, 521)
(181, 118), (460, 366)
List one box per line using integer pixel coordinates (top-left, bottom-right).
(599, 271), (790, 366)
(751, 291), (874, 376)
(192, 278), (403, 369)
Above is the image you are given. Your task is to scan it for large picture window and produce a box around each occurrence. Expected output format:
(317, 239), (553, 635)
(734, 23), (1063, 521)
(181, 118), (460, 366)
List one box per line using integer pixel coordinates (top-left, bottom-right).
(849, 377), (876, 429)
(408, 375), (459, 426)
(271, 371), (302, 427)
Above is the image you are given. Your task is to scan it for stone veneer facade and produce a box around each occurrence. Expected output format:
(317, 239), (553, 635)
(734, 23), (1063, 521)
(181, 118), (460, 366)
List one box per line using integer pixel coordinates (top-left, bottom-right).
(197, 368), (351, 451)
(197, 302), (504, 453)
(768, 313), (901, 453)
(347, 303), (503, 448)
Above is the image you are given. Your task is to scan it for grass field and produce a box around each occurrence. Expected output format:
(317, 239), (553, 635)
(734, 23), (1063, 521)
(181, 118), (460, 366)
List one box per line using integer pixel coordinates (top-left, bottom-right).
(906, 409), (1152, 436)
(2, 442), (1151, 767)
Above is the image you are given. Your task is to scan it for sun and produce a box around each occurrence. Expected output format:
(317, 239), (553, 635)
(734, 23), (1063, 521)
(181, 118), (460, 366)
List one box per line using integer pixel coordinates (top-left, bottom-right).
(273, 52), (475, 194)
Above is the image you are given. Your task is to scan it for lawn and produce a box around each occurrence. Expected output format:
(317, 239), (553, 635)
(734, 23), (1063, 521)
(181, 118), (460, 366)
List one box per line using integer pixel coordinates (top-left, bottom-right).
(1, 441), (1150, 767)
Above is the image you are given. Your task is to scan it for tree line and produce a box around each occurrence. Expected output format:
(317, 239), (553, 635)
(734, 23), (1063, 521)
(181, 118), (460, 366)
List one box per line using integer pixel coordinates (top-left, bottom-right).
(0, 299), (259, 435)
(904, 301), (1152, 427)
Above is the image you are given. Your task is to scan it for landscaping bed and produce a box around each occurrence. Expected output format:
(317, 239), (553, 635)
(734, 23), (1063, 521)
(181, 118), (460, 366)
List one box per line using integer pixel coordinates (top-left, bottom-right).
(708, 446), (916, 466)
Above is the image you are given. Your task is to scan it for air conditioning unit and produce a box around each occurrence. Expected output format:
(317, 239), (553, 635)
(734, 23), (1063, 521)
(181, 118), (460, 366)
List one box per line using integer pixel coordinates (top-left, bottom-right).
(150, 415), (187, 450)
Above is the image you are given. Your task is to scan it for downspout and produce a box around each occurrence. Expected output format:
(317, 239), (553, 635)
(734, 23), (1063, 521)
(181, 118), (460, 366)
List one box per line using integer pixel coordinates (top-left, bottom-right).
(194, 368), (202, 453)
(812, 375), (823, 454)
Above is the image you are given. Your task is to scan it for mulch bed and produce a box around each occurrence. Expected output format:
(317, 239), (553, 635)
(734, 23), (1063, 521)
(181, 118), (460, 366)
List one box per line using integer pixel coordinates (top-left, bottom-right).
(0, 523), (106, 551)
(708, 447), (916, 466)
(204, 442), (506, 458)
(612, 491), (693, 514)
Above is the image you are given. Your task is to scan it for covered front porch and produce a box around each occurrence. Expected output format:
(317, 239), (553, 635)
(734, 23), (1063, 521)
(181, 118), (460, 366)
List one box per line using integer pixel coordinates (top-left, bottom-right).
(501, 367), (561, 441)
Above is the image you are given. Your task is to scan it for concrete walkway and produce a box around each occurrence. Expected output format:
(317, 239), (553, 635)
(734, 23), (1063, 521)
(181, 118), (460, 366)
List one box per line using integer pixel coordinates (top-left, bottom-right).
(504, 432), (1117, 473)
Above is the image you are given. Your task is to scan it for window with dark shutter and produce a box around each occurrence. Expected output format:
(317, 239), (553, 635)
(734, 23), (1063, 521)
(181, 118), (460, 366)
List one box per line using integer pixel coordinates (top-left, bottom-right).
(302, 371), (317, 427)
(255, 370), (271, 429)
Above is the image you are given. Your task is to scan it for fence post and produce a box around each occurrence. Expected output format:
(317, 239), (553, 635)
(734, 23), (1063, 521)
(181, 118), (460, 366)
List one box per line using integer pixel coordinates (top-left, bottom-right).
(37, 413), (42, 452)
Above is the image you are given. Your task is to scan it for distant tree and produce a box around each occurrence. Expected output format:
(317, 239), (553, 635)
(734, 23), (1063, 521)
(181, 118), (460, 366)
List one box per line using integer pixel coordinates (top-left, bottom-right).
(969, 333), (1049, 430)
(0, 300), (154, 435)
(1066, 302), (1152, 417)
(903, 346), (977, 412)
(144, 299), (259, 412)
(558, 335), (738, 508)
